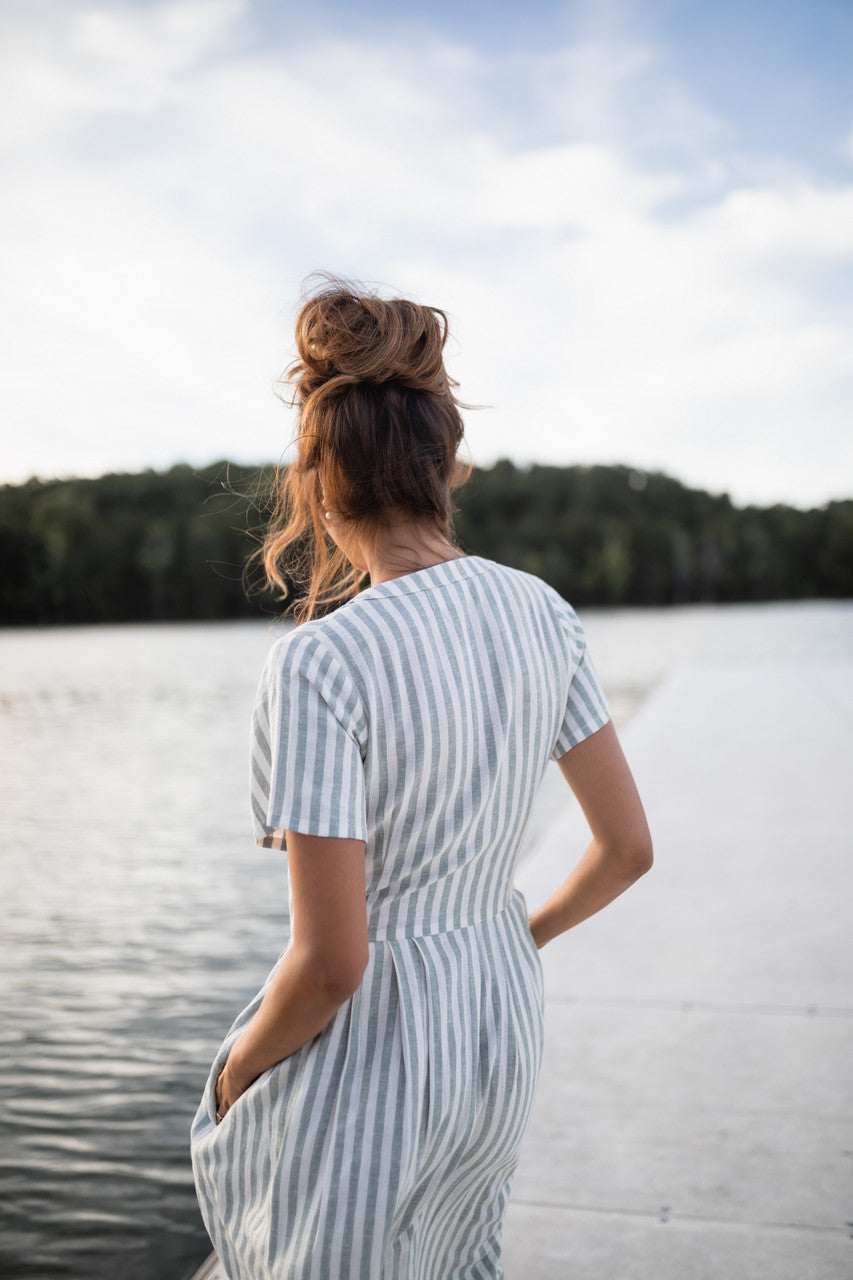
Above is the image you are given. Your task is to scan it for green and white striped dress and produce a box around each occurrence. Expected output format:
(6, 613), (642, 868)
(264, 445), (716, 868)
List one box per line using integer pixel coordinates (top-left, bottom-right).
(190, 554), (610, 1279)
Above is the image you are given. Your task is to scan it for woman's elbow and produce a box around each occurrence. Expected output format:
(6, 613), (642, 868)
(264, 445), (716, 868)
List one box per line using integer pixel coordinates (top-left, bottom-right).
(607, 830), (653, 879)
(625, 833), (654, 877)
(312, 948), (369, 1003)
(324, 963), (367, 1002)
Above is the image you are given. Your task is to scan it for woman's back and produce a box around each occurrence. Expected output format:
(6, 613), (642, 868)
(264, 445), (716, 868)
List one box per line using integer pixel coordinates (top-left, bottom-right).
(250, 554), (610, 938)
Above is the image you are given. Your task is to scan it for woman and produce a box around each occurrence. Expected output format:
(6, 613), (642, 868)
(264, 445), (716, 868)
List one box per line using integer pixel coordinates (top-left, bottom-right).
(190, 275), (653, 1279)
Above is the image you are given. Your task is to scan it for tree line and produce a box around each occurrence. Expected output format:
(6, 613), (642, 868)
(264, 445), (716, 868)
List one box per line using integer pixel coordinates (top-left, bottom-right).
(0, 458), (850, 626)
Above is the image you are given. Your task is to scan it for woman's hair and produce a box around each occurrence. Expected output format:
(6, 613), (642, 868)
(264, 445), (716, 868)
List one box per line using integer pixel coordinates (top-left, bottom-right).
(259, 272), (473, 624)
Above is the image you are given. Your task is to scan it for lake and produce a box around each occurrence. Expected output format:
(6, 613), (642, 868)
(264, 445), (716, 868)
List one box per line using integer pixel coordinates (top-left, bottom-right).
(1, 601), (851, 1280)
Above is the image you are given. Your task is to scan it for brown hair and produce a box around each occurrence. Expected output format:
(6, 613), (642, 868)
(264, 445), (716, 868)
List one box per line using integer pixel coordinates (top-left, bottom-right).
(260, 273), (473, 624)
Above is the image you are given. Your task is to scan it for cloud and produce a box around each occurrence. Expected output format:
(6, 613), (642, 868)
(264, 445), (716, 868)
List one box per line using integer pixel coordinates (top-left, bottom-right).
(0, 0), (245, 146)
(1, 0), (852, 506)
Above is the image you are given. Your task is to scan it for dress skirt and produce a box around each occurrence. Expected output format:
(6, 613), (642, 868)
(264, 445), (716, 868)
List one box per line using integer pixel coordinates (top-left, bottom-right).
(190, 889), (545, 1280)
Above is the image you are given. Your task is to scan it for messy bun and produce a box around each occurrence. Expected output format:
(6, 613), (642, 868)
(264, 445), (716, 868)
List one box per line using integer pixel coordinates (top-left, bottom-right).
(259, 273), (473, 624)
(292, 290), (453, 396)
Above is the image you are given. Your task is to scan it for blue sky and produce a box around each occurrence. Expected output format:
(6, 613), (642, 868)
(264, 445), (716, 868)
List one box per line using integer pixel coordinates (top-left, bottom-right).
(2, 0), (852, 506)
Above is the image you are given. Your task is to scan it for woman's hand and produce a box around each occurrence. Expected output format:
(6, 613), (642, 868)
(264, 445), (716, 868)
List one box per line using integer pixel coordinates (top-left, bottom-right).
(214, 1055), (252, 1124)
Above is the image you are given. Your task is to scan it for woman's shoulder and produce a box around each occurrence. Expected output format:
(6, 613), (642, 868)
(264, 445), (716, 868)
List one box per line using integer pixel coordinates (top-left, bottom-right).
(485, 558), (581, 617)
(259, 616), (346, 679)
(492, 563), (590, 660)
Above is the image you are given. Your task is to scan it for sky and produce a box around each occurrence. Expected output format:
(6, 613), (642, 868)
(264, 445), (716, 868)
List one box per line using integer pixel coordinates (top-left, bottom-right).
(2, 0), (852, 508)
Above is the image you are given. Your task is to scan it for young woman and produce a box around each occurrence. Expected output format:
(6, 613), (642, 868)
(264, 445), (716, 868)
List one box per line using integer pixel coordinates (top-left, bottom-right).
(190, 275), (653, 1279)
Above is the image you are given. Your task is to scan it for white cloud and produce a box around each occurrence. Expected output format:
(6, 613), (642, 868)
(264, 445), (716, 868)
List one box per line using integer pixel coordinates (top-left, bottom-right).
(0, 0), (245, 147)
(1, 0), (852, 506)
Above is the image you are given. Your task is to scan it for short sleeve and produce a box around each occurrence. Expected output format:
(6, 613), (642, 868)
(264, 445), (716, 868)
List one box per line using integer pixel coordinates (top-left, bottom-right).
(250, 630), (368, 851)
(549, 605), (611, 762)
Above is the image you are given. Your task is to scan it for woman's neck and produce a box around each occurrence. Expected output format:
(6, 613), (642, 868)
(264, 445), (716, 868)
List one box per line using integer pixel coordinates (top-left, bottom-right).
(360, 523), (466, 587)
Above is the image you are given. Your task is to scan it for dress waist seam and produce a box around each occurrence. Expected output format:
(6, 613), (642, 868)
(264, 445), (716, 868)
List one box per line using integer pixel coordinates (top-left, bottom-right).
(366, 891), (523, 942)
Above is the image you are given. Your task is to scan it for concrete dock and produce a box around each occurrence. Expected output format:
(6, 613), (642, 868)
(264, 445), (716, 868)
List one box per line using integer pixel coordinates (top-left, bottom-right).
(505, 660), (853, 1279)
(190, 660), (853, 1279)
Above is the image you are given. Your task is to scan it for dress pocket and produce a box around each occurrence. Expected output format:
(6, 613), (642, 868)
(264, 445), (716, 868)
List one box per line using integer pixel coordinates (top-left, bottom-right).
(202, 1040), (232, 1128)
(200, 968), (281, 1128)
(209, 1047), (284, 1129)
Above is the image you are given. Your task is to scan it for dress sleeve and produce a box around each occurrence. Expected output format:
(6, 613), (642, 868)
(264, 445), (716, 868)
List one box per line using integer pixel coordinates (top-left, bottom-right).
(549, 602), (611, 762)
(250, 630), (368, 851)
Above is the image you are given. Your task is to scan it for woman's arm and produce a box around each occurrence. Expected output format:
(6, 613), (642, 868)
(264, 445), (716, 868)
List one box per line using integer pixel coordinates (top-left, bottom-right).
(528, 721), (653, 950)
(216, 832), (369, 1117)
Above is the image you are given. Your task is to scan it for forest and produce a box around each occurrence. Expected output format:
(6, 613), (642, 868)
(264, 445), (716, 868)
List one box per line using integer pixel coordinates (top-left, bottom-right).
(0, 458), (850, 626)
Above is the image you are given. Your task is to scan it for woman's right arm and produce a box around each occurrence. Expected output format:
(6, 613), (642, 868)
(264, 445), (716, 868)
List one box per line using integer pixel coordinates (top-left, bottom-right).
(528, 721), (653, 949)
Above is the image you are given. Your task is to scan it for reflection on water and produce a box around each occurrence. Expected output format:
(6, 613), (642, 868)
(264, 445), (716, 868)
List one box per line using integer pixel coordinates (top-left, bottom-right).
(0, 603), (851, 1279)
(0, 621), (289, 1280)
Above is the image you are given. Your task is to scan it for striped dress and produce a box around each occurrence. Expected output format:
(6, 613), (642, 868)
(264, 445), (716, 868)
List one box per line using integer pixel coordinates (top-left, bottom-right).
(190, 554), (610, 1279)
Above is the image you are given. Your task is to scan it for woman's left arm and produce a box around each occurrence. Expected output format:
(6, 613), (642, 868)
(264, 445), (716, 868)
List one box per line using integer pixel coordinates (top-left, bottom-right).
(216, 833), (369, 1118)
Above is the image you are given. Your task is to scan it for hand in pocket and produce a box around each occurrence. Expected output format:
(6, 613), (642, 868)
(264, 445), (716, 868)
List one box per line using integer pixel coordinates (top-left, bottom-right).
(214, 1055), (254, 1123)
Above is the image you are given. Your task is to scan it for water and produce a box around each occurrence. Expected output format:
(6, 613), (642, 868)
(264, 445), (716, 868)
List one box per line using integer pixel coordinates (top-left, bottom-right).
(1, 602), (850, 1280)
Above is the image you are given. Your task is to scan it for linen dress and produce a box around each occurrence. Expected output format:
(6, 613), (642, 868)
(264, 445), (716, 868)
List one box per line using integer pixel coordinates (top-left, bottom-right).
(190, 554), (610, 1280)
